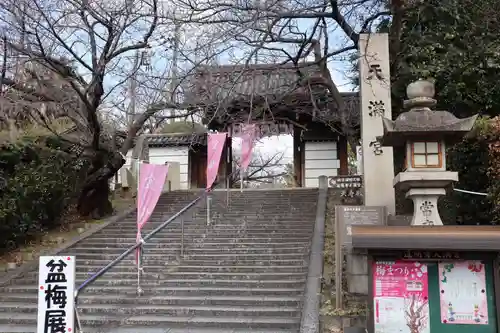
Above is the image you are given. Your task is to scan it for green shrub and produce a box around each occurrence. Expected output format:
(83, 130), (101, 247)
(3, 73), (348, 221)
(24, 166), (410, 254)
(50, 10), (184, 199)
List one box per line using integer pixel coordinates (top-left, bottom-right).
(439, 117), (496, 225)
(485, 118), (500, 224)
(0, 137), (88, 253)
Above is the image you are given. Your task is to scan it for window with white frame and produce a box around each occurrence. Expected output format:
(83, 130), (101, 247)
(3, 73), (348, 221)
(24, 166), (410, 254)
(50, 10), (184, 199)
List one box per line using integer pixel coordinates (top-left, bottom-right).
(411, 142), (442, 168)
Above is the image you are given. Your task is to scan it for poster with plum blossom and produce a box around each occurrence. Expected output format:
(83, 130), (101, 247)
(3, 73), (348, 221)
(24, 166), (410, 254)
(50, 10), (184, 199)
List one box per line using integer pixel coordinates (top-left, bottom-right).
(373, 261), (430, 333)
(439, 261), (488, 325)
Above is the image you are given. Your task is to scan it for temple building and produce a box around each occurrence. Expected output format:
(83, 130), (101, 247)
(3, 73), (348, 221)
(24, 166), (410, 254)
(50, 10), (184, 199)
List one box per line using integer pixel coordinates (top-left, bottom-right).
(119, 62), (359, 189)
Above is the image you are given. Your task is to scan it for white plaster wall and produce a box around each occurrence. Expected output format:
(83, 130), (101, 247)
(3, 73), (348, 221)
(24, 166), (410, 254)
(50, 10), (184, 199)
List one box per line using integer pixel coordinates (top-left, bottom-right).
(148, 147), (189, 189)
(304, 141), (340, 188)
(112, 150), (134, 190)
(115, 146), (189, 190)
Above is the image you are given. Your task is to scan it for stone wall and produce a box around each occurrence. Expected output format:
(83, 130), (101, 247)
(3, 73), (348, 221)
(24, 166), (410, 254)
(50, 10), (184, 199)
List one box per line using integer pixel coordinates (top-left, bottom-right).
(320, 189), (368, 333)
(346, 252), (369, 296)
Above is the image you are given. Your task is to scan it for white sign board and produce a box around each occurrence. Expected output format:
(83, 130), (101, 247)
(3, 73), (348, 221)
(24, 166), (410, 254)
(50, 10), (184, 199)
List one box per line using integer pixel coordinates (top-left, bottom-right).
(37, 256), (76, 333)
(358, 33), (395, 214)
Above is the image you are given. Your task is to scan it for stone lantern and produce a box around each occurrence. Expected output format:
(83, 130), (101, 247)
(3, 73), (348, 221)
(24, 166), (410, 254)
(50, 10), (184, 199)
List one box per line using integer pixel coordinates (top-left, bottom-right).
(379, 80), (477, 226)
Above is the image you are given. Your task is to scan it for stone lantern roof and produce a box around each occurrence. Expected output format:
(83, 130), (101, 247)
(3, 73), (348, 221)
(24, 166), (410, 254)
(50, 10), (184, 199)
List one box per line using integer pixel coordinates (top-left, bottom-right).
(379, 80), (478, 147)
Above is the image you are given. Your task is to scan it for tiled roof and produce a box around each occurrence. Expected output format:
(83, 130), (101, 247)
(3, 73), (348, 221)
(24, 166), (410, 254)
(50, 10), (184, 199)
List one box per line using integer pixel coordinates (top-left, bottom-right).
(185, 62), (328, 106)
(146, 133), (207, 147)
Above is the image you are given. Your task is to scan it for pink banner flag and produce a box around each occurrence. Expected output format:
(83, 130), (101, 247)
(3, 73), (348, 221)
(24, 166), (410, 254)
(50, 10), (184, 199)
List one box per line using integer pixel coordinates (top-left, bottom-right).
(206, 132), (227, 190)
(135, 163), (169, 263)
(240, 124), (256, 172)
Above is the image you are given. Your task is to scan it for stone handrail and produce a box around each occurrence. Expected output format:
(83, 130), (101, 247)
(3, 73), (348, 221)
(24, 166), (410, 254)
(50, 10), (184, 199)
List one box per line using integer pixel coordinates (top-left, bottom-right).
(300, 175), (328, 333)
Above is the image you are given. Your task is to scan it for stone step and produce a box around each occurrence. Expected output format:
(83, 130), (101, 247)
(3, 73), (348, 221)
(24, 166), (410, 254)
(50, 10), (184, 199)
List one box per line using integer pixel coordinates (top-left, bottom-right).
(0, 326), (297, 333)
(79, 237), (312, 244)
(102, 225), (314, 232)
(169, 265), (308, 273)
(71, 241), (310, 249)
(179, 259), (308, 266)
(205, 217), (314, 222)
(210, 223), (313, 228)
(201, 210), (314, 214)
(21, 271), (307, 282)
(66, 257), (307, 267)
(0, 293), (302, 307)
(64, 253), (309, 261)
(11, 277), (306, 289)
(1, 285), (305, 296)
(68, 246), (308, 254)
(100, 226), (311, 233)
(97, 228), (311, 236)
(187, 241), (311, 249)
(198, 213), (316, 218)
(63, 264), (308, 274)
(203, 219), (314, 225)
(179, 253), (309, 259)
(0, 312), (301, 329)
(89, 232), (313, 239)
(70, 263), (309, 273)
(217, 208), (316, 213)
(1, 302), (300, 318)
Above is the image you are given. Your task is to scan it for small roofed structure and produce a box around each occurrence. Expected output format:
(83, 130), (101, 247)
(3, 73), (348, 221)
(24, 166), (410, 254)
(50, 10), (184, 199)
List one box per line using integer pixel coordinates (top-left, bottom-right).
(351, 78), (487, 245)
(379, 79), (477, 147)
(146, 132), (207, 147)
(184, 61), (360, 187)
(379, 80), (477, 226)
(119, 132), (208, 190)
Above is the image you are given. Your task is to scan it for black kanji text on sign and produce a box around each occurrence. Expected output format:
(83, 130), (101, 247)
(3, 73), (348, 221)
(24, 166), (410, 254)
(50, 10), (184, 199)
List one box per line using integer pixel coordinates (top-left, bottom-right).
(44, 309), (67, 333)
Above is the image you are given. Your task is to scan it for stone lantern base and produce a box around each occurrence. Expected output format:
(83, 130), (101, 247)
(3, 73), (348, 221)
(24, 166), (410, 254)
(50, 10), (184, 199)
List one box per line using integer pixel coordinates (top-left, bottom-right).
(406, 188), (446, 226)
(394, 171), (458, 226)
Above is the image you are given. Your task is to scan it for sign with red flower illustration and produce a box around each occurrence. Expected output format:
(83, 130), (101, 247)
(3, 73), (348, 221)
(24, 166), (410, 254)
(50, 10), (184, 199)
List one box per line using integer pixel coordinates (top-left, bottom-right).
(373, 261), (430, 333)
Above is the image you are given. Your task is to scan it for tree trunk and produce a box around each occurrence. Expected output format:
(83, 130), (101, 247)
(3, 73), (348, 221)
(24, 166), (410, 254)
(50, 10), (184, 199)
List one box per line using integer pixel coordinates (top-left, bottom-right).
(77, 178), (113, 218)
(77, 150), (125, 218)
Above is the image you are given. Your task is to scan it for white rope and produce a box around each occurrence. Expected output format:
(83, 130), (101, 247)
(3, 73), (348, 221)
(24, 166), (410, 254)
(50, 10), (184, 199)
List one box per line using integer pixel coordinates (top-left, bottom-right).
(129, 157), (148, 164)
(453, 188), (488, 196)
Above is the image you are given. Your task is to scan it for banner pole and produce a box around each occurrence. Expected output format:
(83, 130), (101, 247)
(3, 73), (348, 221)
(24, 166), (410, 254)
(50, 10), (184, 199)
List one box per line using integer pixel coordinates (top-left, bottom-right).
(206, 194), (211, 226)
(136, 160), (143, 297)
(74, 306), (83, 333)
(226, 142), (231, 207)
(137, 239), (144, 296)
(226, 177), (230, 207)
(180, 216), (185, 257)
(240, 170), (244, 192)
(137, 243), (141, 295)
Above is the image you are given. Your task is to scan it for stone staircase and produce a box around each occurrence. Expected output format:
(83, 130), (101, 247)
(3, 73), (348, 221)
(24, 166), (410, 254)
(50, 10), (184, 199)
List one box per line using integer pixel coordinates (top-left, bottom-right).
(0, 188), (319, 333)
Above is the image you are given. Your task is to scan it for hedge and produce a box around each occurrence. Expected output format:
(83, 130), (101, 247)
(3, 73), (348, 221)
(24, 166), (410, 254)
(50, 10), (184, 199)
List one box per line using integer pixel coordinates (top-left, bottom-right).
(439, 117), (499, 225)
(0, 136), (88, 253)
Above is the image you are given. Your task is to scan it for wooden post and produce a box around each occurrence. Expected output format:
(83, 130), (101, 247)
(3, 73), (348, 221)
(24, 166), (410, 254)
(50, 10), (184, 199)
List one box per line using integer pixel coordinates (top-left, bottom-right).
(293, 127), (302, 187)
(338, 136), (349, 175)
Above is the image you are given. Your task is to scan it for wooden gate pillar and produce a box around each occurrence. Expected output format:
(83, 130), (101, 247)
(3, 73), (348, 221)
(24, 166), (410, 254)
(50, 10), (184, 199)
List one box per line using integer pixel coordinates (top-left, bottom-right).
(293, 128), (303, 187)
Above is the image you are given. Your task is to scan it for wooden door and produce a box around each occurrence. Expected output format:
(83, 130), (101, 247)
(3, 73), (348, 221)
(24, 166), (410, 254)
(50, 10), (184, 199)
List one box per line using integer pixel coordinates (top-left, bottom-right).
(196, 151), (207, 189)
